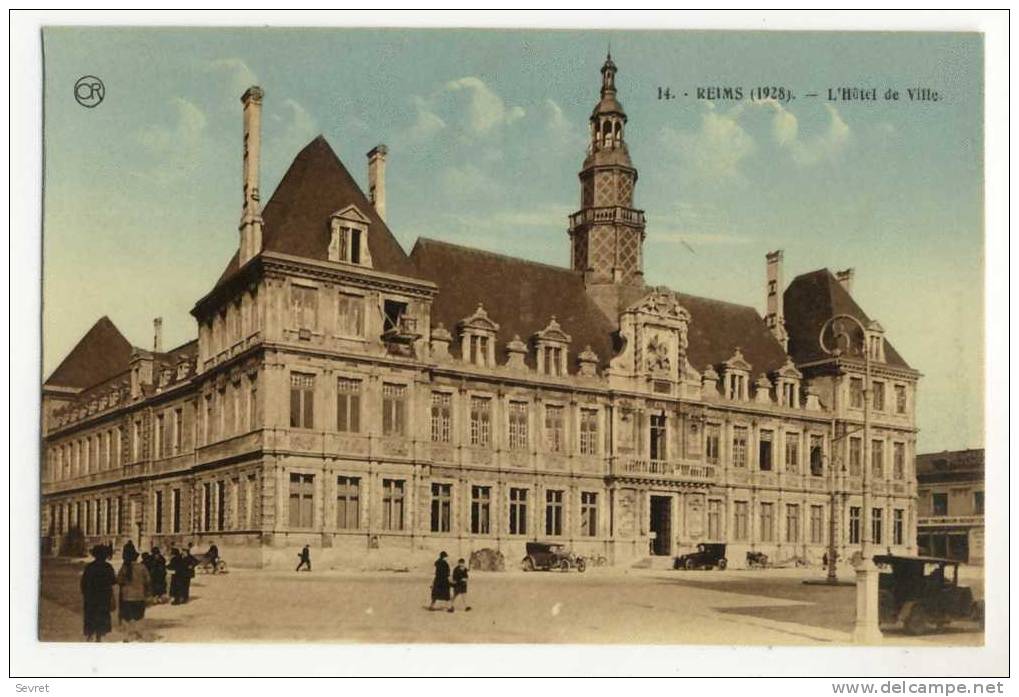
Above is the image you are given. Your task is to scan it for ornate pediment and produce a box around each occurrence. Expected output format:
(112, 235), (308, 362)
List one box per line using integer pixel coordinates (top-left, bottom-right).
(627, 287), (691, 323)
(330, 204), (371, 225)
(533, 316), (571, 345)
(459, 303), (500, 333)
(723, 347), (751, 373)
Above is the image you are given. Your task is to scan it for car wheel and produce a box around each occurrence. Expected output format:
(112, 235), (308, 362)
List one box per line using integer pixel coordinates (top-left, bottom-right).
(717, 558), (727, 570)
(672, 558), (681, 570)
(904, 605), (931, 635)
(577, 559), (586, 573)
(559, 559), (571, 572)
(521, 557), (534, 572)
(684, 558), (695, 570)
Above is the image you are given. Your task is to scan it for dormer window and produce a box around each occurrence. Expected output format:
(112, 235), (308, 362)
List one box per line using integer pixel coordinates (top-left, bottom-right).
(533, 317), (571, 377)
(866, 320), (886, 362)
(329, 205), (373, 267)
(458, 304), (499, 368)
(772, 357), (803, 408)
(722, 347), (752, 401)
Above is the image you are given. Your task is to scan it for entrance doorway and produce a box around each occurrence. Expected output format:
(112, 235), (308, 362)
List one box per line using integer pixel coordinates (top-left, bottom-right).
(649, 496), (672, 556)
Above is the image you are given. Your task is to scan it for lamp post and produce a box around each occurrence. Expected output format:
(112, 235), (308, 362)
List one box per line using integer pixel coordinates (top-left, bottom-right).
(819, 314), (882, 643)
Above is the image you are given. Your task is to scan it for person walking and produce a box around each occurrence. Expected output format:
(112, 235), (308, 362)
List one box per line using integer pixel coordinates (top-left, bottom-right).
(206, 542), (220, 574)
(122, 539), (137, 563)
(451, 557), (471, 613)
(295, 544), (311, 572)
(181, 546), (198, 602)
(149, 547), (168, 603)
(167, 548), (186, 605)
(116, 546), (151, 640)
(429, 551), (452, 611)
(80, 545), (116, 641)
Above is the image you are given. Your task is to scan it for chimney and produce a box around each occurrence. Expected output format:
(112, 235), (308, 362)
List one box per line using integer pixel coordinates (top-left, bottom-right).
(367, 144), (388, 222)
(764, 250), (789, 350)
(239, 86), (265, 267)
(153, 317), (163, 353)
(836, 268), (855, 295)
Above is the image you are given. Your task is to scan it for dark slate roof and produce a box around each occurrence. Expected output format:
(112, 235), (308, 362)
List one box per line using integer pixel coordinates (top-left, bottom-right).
(916, 449), (984, 477)
(675, 293), (789, 375)
(410, 239), (618, 369)
(215, 136), (418, 288)
(45, 316), (133, 390)
(410, 238), (790, 375)
(784, 269), (912, 370)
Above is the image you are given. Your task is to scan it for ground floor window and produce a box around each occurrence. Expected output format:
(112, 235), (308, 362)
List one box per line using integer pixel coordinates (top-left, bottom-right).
(509, 488), (528, 535)
(172, 489), (181, 534)
(849, 506), (861, 544)
(810, 504), (824, 544)
(580, 492), (597, 537)
(872, 507), (883, 545)
(707, 499), (722, 540)
(733, 501), (748, 541)
(336, 476), (360, 529)
(203, 483), (213, 531)
(785, 504), (799, 543)
(154, 491), (164, 534)
(430, 482), (452, 533)
(217, 481), (226, 531)
(545, 490), (564, 536)
(382, 479), (405, 531)
(759, 502), (775, 542)
(893, 508), (904, 545)
(288, 473), (314, 529)
(471, 486), (491, 535)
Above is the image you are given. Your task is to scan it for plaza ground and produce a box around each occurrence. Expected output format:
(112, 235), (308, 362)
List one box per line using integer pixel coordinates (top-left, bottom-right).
(39, 558), (983, 645)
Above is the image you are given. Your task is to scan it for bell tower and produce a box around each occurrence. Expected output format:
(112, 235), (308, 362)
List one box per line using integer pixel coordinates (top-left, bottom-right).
(569, 52), (646, 316)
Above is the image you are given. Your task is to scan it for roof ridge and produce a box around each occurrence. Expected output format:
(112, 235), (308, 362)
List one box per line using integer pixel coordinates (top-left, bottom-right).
(412, 237), (577, 276)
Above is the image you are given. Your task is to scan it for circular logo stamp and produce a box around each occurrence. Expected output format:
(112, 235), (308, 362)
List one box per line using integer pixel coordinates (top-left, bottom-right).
(74, 75), (105, 108)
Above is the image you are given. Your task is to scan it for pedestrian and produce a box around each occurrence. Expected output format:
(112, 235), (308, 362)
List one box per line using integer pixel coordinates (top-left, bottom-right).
(150, 547), (168, 602)
(116, 545), (151, 640)
(207, 541), (220, 574)
(122, 539), (137, 562)
(182, 546), (198, 602)
(429, 551), (452, 611)
(451, 557), (471, 613)
(296, 544), (311, 572)
(80, 544), (116, 642)
(167, 548), (186, 605)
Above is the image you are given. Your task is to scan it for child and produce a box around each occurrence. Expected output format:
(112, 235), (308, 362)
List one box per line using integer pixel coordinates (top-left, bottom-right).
(450, 558), (471, 613)
(296, 544), (311, 572)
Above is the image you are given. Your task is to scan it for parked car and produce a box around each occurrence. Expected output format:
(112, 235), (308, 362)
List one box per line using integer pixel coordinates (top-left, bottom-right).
(673, 543), (728, 570)
(746, 551), (769, 569)
(875, 554), (983, 635)
(521, 542), (586, 572)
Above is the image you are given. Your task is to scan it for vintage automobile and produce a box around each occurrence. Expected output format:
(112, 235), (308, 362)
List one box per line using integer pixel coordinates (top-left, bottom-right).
(194, 552), (227, 574)
(875, 554), (983, 635)
(746, 551), (770, 569)
(521, 542), (586, 572)
(673, 543), (728, 570)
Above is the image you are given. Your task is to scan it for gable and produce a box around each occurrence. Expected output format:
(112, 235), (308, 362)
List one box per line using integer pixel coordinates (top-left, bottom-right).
(45, 316), (133, 390)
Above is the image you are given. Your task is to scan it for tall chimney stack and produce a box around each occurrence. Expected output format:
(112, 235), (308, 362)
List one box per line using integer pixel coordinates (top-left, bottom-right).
(153, 317), (163, 353)
(239, 86), (265, 267)
(836, 268), (855, 295)
(367, 144), (388, 222)
(764, 250), (789, 350)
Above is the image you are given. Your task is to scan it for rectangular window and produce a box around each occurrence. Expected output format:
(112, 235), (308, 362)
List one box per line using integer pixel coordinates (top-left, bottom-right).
(245, 474), (257, 528)
(545, 489), (564, 536)
(288, 473), (314, 529)
(217, 480), (226, 531)
(382, 383), (407, 437)
(580, 492), (598, 537)
(579, 408), (599, 455)
(471, 486), (491, 535)
(336, 476), (360, 529)
(172, 489), (181, 533)
(809, 435), (824, 476)
(893, 442), (905, 480)
(759, 502), (775, 542)
(291, 284), (318, 330)
(430, 482), (452, 533)
(106, 498), (114, 534)
(508, 401), (529, 450)
(133, 421), (142, 460)
(544, 405), (564, 453)
(785, 433), (800, 473)
(974, 491), (984, 515)
(382, 479), (405, 531)
(895, 384), (907, 414)
(871, 508), (883, 545)
(871, 440), (885, 479)
(430, 392), (452, 443)
(336, 378), (361, 433)
(893, 509), (904, 545)
(707, 499), (722, 540)
(785, 504), (800, 543)
(705, 424), (721, 465)
(173, 408), (183, 453)
(204, 396), (214, 444)
(732, 426), (748, 468)
(509, 488), (528, 535)
(203, 482), (212, 531)
(850, 377), (864, 409)
(849, 437), (863, 477)
(931, 492), (948, 516)
(650, 414), (667, 461)
(154, 491), (164, 534)
(470, 396), (492, 447)
(849, 506), (861, 544)
(873, 381), (885, 411)
(336, 292), (365, 337)
(734, 501), (749, 541)
(290, 373), (315, 429)
(759, 430), (773, 471)
(248, 374), (259, 430)
(810, 504), (824, 544)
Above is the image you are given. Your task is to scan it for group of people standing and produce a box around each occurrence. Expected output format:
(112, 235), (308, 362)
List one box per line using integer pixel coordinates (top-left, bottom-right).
(429, 551), (470, 613)
(79, 540), (210, 641)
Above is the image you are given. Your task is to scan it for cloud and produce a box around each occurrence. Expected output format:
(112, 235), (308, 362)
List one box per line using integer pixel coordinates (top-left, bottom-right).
(278, 98), (317, 146)
(763, 101), (850, 166)
(206, 58), (259, 97)
(133, 97), (208, 182)
(444, 76), (525, 134)
(662, 103), (755, 181)
(438, 164), (502, 200)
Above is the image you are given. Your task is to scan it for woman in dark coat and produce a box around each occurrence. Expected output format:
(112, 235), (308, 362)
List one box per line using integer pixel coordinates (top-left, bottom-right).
(167, 548), (186, 605)
(149, 547), (168, 601)
(80, 545), (116, 641)
(429, 551), (452, 611)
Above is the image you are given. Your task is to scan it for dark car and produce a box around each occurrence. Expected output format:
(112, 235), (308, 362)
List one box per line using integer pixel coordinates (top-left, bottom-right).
(875, 554), (983, 635)
(521, 542), (586, 572)
(673, 543), (727, 570)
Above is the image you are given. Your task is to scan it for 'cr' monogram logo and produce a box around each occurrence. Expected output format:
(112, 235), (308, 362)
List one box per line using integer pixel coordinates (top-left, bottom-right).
(74, 76), (105, 108)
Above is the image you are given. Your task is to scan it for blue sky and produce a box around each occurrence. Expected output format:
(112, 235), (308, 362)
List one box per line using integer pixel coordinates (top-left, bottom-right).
(42, 28), (983, 452)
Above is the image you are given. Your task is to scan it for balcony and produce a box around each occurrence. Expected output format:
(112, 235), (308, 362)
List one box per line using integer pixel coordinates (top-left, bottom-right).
(569, 206), (646, 229)
(612, 457), (716, 485)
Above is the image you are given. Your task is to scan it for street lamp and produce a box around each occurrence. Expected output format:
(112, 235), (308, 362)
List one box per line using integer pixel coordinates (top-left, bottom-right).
(819, 313), (882, 644)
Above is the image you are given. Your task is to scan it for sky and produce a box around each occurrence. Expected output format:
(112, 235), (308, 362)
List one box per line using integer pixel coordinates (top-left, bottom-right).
(41, 28), (983, 453)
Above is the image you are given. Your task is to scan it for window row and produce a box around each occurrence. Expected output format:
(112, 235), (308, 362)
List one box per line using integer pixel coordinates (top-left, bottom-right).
(49, 427), (123, 481)
(849, 377), (910, 415)
(848, 506), (908, 546)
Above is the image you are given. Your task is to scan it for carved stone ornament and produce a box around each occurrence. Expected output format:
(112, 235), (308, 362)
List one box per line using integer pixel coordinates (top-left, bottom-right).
(645, 335), (671, 373)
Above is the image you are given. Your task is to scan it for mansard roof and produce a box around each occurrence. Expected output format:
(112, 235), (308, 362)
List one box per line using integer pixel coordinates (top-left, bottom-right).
(784, 269), (912, 370)
(215, 136), (418, 288)
(676, 293), (788, 374)
(44, 316), (133, 390)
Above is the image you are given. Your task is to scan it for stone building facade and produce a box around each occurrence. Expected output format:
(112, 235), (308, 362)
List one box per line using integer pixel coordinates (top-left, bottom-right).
(916, 449), (984, 564)
(41, 56), (921, 568)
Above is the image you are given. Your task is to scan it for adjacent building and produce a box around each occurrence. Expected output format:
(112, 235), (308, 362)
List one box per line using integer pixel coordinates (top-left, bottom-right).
(916, 449), (984, 564)
(40, 55), (921, 568)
